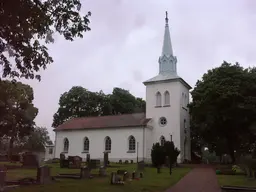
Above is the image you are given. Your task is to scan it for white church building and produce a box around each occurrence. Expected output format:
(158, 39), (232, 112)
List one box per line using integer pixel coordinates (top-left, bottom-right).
(52, 13), (191, 163)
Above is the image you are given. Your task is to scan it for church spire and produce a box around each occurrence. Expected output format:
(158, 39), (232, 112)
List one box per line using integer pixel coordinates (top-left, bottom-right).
(158, 11), (177, 75)
(161, 11), (173, 57)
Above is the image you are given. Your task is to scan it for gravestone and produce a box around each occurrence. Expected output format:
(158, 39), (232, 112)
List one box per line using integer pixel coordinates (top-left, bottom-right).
(139, 172), (143, 178)
(110, 172), (116, 184)
(132, 171), (139, 179)
(22, 152), (38, 168)
(117, 170), (127, 175)
(68, 156), (82, 169)
(80, 167), (91, 179)
(0, 166), (6, 192)
(88, 159), (100, 169)
(86, 154), (90, 164)
(137, 161), (145, 171)
(37, 165), (51, 184)
(99, 166), (107, 177)
(110, 172), (123, 185)
(123, 172), (130, 181)
(60, 153), (69, 168)
(103, 152), (109, 167)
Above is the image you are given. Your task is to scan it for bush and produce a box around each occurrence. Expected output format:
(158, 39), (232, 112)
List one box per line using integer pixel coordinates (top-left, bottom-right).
(151, 143), (165, 173)
(130, 160), (133, 164)
(119, 159), (122, 164)
(124, 160), (129, 164)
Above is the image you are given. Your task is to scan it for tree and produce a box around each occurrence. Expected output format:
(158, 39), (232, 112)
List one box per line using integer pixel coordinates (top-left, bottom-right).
(189, 62), (256, 163)
(110, 88), (145, 115)
(0, 80), (38, 158)
(164, 141), (180, 175)
(151, 143), (166, 173)
(52, 86), (146, 128)
(0, 0), (91, 81)
(23, 126), (53, 152)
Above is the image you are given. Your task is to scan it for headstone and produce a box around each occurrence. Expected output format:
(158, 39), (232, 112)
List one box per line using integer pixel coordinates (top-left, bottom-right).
(86, 154), (90, 164)
(123, 172), (130, 181)
(68, 156), (82, 169)
(0, 166), (6, 192)
(103, 152), (109, 167)
(99, 166), (107, 177)
(37, 165), (51, 184)
(139, 172), (143, 178)
(60, 153), (69, 168)
(119, 159), (122, 164)
(130, 160), (133, 164)
(88, 159), (100, 169)
(110, 172), (116, 184)
(22, 152), (38, 168)
(132, 171), (139, 179)
(80, 166), (91, 179)
(137, 161), (145, 171)
(117, 170), (127, 175)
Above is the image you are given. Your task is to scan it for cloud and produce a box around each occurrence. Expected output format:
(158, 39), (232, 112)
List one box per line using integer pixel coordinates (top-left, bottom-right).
(21, 0), (256, 140)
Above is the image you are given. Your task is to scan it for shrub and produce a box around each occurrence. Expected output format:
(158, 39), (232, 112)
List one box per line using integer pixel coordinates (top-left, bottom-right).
(151, 143), (165, 173)
(124, 160), (129, 164)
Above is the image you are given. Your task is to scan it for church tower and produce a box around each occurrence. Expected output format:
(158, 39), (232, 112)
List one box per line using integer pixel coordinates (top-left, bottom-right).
(143, 12), (191, 163)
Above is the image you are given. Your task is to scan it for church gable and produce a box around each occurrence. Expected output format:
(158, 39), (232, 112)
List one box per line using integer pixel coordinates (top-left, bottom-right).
(54, 113), (151, 131)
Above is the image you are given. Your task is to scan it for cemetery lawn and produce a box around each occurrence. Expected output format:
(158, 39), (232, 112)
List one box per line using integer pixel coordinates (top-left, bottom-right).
(7, 164), (191, 192)
(217, 175), (256, 187)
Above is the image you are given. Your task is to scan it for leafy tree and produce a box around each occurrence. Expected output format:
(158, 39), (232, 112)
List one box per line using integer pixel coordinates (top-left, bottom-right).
(164, 141), (180, 175)
(189, 62), (256, 163)
(151, 143), (166, 173)
(0, 80), (38, 158)
(110, 88), (145, 115)
(52, 86), (146, 128)
(0, 0), (91, 80)
(23, 126), (53, 152)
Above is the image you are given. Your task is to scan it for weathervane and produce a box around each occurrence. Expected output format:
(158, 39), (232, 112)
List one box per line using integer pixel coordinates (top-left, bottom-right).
(165, 11), (169, 24)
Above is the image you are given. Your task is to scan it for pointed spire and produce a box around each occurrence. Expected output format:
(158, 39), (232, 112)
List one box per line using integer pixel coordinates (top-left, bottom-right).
(161, 11), (173, 57)
(158, 11), (177, 75)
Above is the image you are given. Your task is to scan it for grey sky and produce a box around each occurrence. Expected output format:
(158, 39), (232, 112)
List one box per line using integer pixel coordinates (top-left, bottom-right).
(22, 0), (256, 140)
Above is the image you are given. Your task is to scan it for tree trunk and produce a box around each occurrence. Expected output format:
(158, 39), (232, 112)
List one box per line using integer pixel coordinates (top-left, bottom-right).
(8, 136), (14, 161)
(157, 167), (161, 173)
(169, 167), (172, 175)
(227, 142), (235, 164)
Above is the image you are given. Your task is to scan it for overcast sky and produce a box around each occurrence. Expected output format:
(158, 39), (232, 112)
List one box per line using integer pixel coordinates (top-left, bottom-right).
(22, 0), (256, 140)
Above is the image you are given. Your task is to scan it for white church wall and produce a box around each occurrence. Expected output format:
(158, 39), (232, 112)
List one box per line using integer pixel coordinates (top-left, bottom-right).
(144, 125), (153, 162)
(179, 83), (191, 161)
(55, 127), (148, 162)
(145, 81), (182, 162)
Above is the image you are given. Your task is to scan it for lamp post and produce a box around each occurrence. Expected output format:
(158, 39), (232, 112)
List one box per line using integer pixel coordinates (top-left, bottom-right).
(137, 142), (139, 163)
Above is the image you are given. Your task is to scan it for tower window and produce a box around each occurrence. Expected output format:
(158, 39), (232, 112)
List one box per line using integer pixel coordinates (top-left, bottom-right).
(156, 92), (162, 107)
(159, 117), (167, 126)
(164, 91), (170, 106)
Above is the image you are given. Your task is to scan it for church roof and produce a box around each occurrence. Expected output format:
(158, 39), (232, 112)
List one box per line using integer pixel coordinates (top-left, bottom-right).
(54, 113), (150, 131)
(143, 73), (192, 89)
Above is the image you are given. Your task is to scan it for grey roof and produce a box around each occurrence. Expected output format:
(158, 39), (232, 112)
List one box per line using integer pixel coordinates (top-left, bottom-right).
(143, 73), (192, 89)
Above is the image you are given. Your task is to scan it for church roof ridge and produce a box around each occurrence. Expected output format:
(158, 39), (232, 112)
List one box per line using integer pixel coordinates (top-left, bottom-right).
(54, 112), (150, 131)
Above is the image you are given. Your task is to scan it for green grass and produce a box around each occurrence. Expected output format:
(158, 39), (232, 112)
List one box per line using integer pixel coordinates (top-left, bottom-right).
(7, 164), (191, 192)
(217, 174), (256, 187)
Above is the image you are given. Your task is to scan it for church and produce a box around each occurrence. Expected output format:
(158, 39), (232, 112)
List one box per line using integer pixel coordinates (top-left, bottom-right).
(52, 13), (191, 163)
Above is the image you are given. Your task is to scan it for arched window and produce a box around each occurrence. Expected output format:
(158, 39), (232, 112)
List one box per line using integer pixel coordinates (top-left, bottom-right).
(164, 91), (170, 106)
(105, 136), (111, 151)
(160, 136), (165, 146)
(128, 136), (136, 151)
(63, 138), (69, 152)
(156, 92), (162, 107)
(83, 137), (89, 151)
